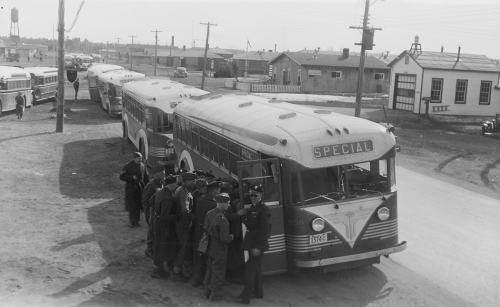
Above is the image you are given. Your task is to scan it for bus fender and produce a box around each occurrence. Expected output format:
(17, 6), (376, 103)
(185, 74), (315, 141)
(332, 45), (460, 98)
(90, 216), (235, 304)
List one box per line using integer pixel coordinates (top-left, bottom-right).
(178, 150), (194, 171)
(137, 129), (148, 158)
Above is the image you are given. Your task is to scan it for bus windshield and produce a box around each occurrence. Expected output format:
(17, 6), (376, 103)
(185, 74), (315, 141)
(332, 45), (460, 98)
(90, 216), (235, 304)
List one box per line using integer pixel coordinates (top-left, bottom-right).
(291, 158), (393, 205)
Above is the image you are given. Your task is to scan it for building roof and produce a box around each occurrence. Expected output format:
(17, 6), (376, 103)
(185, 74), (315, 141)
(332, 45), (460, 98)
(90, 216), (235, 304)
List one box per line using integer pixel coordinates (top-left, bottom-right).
(389, 50), (500, 73)
(210, 47), (232, 55)
(156, 50), (183, 57)
(232, 51), (281, 61)
(176, 50), (223, 59)
(269, 52), (390, 69)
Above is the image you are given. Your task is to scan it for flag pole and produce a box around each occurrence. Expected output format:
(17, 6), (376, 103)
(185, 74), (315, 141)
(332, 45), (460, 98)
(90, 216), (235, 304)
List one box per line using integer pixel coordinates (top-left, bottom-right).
(245, 38), (248, 78)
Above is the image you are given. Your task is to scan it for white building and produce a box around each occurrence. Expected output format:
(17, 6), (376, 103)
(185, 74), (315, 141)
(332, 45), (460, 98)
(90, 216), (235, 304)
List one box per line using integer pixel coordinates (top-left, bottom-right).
(388, 48), (500, 116)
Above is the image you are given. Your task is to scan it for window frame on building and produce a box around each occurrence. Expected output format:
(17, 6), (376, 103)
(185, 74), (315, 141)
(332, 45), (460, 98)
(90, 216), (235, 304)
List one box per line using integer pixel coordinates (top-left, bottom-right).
(331, 71), (341, 78)
(454, 79), (468, 104)
(479, 80), (492, 105)
(375, 73), (384, 80)
(430, 78), (444, 103)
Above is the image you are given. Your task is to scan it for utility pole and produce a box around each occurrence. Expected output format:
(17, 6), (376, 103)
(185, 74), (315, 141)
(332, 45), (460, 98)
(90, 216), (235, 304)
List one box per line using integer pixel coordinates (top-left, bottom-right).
(56, 0), (65, 133)
(115, 38), (121, 59)
(349, 0), (382, 117)
(106, 41), (110, 64)
(129, 35), (135, 70)
(151, 30), (163, 76)
(200, 21), (217, 90)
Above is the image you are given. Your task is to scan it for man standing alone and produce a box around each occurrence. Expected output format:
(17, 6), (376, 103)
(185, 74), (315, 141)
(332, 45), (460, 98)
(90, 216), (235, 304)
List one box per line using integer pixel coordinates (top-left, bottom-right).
(73, 78), (80, 100)
(15, 92), (24, 120)
(119, 152), (149, 227)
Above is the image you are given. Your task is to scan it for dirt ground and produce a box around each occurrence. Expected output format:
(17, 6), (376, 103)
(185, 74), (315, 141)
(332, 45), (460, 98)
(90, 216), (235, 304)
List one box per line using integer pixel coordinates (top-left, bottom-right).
(0, 59), (499, 307)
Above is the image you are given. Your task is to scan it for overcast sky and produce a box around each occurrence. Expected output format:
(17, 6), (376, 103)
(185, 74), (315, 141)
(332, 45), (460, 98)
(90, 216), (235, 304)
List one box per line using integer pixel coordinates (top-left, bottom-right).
(0, 0), (498, 59)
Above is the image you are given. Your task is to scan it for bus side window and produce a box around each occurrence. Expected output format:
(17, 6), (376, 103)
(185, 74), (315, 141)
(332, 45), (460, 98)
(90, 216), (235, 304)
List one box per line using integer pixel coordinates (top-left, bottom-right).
(185, 121), (192, 146)
(175, 115), (181, 140)
(209, 132), (219, 164)
(199, 127), (209, 158)
(191, 123), (200, 151)
(229, 141), (239, 176)
(218, 136), (229, 169)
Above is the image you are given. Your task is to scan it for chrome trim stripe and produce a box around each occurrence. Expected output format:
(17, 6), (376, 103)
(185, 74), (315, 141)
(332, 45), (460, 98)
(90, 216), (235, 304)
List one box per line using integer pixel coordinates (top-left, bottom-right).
(295, 241), (407, 267)
(362, 229), (398, 240)
(364, 224), (398, 235)
(380, 233), (398, 240)
(264, 248), (286, 254)
(365, 220), (397, 231)
(287, 240), (341, 251)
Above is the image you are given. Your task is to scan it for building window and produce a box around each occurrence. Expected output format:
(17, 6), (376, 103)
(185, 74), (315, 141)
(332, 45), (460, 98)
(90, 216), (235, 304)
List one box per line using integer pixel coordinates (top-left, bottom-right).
(430, 78), (443, 103)
(479, 81), (492, 105)
(454, 80), (468, 104)
(405, 55), (409, 64)
(375, 73), (384, 80)
(287, 69), (291, 82)
(331, 71), (341, 78)
(297, 69), (301, 83)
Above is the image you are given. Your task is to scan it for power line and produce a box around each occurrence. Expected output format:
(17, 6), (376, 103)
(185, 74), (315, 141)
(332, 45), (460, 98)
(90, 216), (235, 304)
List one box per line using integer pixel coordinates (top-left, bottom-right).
(66, 0), (86, 33)
(200, 22), (217, 90)
(151, 30), (163, 76)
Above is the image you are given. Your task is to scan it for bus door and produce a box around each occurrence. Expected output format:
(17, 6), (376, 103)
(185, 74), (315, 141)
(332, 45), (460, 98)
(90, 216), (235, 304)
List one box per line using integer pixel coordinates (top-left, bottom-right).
(237, 158), (287, 275)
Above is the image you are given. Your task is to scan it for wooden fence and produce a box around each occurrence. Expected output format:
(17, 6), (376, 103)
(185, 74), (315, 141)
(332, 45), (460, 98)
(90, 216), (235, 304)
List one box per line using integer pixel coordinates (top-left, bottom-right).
(251, 84), (301, 93)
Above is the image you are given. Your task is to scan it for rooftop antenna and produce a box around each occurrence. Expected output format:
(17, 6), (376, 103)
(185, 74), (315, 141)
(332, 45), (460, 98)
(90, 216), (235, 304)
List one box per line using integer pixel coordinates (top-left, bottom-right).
(409, 35), (422, 55)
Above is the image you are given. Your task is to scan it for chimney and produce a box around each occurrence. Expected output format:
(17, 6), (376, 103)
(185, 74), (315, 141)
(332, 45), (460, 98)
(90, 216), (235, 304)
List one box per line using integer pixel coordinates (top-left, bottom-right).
(343, 48), (349, 58)
(183, 45), (186, 51)
(441, 45), (444, 53)
(457, 45), (461, 62)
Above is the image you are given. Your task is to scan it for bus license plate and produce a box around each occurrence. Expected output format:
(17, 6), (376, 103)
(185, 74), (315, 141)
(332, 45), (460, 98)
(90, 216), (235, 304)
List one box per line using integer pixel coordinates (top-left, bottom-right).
(310, 233), (327, 245)
(166, 148), (174, 154)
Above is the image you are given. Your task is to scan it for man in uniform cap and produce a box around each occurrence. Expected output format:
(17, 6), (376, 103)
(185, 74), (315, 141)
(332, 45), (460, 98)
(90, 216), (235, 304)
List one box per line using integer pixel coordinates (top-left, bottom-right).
(194, 169), (206, 179)
(120, 152), (149, 227)
(192, 179), (208, 204)
(151, 175), (180, 279)
(191, 181), (222, 287)
(205, 171), (216, 183)
(142, 165), (165, 258)
(236, 185), (270, 305)
(203, 193), (234, 301)
(172, 171), (198, 282)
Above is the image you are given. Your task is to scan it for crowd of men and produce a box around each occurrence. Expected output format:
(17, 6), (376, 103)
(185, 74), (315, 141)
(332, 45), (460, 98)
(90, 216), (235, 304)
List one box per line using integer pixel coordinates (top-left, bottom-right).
(120, 152), (271, 304)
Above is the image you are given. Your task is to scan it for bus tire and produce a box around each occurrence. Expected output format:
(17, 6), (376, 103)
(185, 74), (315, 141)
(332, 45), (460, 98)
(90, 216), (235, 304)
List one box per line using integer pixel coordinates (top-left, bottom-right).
(139, 139), (147, 161)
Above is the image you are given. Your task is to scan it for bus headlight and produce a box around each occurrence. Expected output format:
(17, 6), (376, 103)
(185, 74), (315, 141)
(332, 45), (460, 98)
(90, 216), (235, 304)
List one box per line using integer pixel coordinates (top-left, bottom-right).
(377, 207), (390, 221)
(311, 218), (325, 232)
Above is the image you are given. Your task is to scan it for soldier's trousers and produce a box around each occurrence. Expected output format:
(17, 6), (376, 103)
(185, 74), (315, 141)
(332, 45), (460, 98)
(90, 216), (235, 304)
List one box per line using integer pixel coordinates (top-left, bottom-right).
(204, 254), (227, 294)
(145, 207), (153, 252)
(193, 250), (207, 282)
(173, 221), (192, 266)
(240, 254), (264, 299)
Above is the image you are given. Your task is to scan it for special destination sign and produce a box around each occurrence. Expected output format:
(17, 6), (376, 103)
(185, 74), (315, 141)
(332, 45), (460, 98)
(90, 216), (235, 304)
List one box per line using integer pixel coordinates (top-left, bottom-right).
(313, 140), (373, 159)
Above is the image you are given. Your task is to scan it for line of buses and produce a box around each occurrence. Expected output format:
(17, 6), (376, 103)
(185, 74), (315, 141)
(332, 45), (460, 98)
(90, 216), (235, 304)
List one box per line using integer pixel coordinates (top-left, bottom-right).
(87, 64), (407, 275)
(0, 65), (59, 115)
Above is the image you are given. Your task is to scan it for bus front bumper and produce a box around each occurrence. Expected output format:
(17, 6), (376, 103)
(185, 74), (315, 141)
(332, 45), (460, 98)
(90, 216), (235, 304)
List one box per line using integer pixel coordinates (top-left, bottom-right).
(294, 241), (407, 268)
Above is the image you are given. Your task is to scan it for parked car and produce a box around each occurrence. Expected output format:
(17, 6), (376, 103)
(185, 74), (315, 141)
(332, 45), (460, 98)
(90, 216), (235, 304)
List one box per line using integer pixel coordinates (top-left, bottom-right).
(481, 114), (500, 136)
(173, 67), (188, 78)
(7, 53), (20, 62)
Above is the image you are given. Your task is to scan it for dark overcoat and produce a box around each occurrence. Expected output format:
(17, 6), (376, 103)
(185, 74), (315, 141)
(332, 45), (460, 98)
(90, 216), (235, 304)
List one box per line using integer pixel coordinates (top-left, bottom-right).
(192, 194), (217, 246)
(119, 160), (149, 212)
(224, 207), (245, 269)
(242, 201), (270, 252)
(152, 187), (179, 262)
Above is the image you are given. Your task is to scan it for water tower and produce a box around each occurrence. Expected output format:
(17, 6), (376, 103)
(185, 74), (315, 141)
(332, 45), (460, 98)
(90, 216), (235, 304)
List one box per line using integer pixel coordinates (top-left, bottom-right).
(10, 8), (20, 42)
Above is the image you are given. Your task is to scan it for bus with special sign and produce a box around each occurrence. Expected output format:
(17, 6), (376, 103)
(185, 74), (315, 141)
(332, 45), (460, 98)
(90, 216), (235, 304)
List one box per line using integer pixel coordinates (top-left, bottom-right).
(121, 77), (208, 172)
(74, 54), (94, 71)
(24, 67), (58, 103)
(172, 93), (406, 274)
(87, 64), (124, 102)
(0, 66), (33, 115)
(97, 70), (145, 117)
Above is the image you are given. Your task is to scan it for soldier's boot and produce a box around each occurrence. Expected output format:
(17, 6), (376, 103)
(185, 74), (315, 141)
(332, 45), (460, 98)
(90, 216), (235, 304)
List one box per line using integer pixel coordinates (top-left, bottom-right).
(171, 271), (189, 283)
(210, 291), (224, 302)
(151, 267), (169, 279)
(203, 286), (211, 299)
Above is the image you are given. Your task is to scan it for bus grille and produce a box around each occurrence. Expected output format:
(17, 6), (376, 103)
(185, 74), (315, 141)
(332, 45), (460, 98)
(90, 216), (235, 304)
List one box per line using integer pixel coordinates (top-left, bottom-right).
(286, 232), (341, 253)
(266, 234), (286, 254)
(148, 146), (167, 157)
(361, 219), (398, 240)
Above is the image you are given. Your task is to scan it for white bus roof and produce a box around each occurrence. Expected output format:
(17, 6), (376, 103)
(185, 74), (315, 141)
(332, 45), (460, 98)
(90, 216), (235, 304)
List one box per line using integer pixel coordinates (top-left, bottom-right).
(87, 64), (124, 76)
(24, 67), (58, 76)
(0, 66), (31, 79)
(122, 77), (209, 112)
(98, 70), (146, 86)
(174, 93), (396, 168)
(75, 55), (93, 59)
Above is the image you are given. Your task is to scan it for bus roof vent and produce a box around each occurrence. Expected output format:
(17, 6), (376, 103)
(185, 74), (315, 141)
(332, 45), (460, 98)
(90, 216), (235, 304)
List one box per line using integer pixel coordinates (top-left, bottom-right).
(151, 82), (159, 85)
(236, 92), (249, 95)
(170, 81), (179, 84)
(210, 94), (222, 100)
(239, 101), (253, 107)
(183, 85), (193, 88)
(279, 112), (296, 119)
(191, 93), (210, 100)
(268, 98), (282, 103)
(314, 109), (332, 114)
(162, 86), (171, 90)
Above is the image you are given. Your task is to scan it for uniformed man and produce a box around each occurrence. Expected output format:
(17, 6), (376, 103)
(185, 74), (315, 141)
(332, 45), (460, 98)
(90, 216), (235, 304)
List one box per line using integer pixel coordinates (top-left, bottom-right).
(119, 152), (149, 228)
(203, 193), (234, 301)
(236, 185), (270, 305)
(151, 175), (180, 279)
(172, 171), (197, 282)
(142, 166), (165, 258)
(192, 178), (208, 204)
(205, 171), (216, 183)
(191, 181), (222, 287)
(15, 92), (24, 120)
(194, 169), (207, 180)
